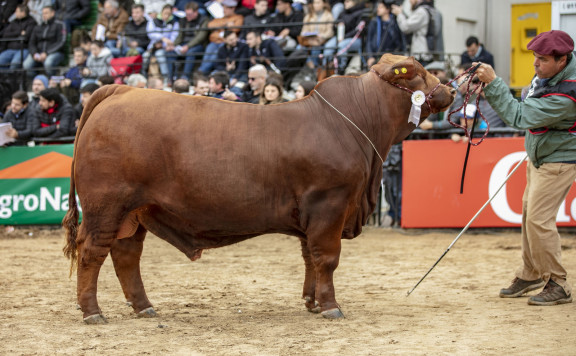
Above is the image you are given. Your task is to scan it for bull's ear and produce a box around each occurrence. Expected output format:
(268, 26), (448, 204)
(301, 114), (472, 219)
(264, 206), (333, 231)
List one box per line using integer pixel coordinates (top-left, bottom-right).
(373, 57), (419, 83)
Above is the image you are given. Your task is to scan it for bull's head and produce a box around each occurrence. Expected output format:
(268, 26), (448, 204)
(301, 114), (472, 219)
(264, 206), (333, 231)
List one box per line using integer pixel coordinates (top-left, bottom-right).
(371, 54), (455, 116)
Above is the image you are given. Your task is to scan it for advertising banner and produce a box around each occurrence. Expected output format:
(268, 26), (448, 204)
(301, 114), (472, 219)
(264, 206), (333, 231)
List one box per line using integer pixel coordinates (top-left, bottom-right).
(402, 137), (576, 228)
(0, 145), (75, 225)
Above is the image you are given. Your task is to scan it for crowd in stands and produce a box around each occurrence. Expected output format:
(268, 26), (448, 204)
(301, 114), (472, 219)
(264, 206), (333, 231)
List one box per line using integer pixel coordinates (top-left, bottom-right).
(1, 0), (512, 149)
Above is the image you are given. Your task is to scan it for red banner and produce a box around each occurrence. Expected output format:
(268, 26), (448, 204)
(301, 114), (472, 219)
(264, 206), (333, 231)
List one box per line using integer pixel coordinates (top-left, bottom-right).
(402, 137), (576, 228)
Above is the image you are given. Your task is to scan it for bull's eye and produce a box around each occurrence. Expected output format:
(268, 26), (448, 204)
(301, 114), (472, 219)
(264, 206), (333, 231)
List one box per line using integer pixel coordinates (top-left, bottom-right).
(394, 69), (399, 75)
(401, 68), (407, 74)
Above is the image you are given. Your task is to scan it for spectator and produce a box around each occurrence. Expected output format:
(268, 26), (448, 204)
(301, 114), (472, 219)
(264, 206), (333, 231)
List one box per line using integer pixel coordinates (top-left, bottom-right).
(172, 78), (191, 93)
(298, 0), (334, 67)
(82, 40), (113, 81)
(392, 0), (434, 65)
(23, 6), (66, 77)
(329, 0), (344, 20)
(192, 73), (209, 95)
(73, 83), (100, 124)
(29, 74), (49, 112)
(170, 1), (209, 81)
(54, 0), (91, 34)
(240, 63), (267, 102)
(97, 74), (116, 86)
(1, 90), (36, 145)
(423, 0), (443, 60)
(32, 87), (75, 138)
(120, 3), (150, 56)
(145, 4), (180, 84)
(259, 77), (287, 104)
(322, 0), (365, 73)
(365, 0), (405, 67)
(27, 0), (53, 25)
(92, 0), (129, 58)
(146, 76), (164, 89)
(424, 61), (447, 82)
(215, 30), (249, 86)
(240, 0), (271, 39)
(266, 0), (303, 51)
(246, 30), (285, 74)
(236, 0), (273, 17)
(293, 80), (315, 99)
(198, 0), (243, 75)
(0, 5), (37, 70)
(208, 70), (238, 100)
(59, 47), (89, 104)
(139, 0), (174, 18)
(460, 35), (495, 68)
(126, 73), (147, 87)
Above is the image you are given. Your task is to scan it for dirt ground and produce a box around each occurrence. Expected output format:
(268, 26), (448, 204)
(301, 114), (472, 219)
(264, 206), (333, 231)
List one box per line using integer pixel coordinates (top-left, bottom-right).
(1, 226), (575, 356)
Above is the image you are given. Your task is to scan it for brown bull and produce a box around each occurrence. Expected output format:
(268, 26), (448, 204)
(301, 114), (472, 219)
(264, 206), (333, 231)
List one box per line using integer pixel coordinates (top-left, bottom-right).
(63, 54), (455, 324)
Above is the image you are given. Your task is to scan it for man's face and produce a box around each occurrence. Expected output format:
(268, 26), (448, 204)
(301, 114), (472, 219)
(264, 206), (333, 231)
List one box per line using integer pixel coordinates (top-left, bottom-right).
(73, 51), (87, 65)
(32, 79), (46, 95)
(466, 43), (479, 58)
(533, 52), (566, 79)
(15, 7), (26, 19)
(276, 1), (289, 13)
(132, 7), (144, 22)
(41, 7), (54, 22)
(223, 6), (235, 17)
(185, 8), (198, 21)
(161, 7), (172, 21)
(11, 98), (25, 113)
(376, 3), (388, 17)
(104, 2), (117, 17)
(246, 32), (260, 48)
(38, 96), (54, 111)
(248, 71), (266, 92)
(209, 78), (222, 92)
(80, 91), (93, 105)
(225, 32), (238, 47)
(254, 0), (268, 16)
(90, 44), (101, 57)
(195, 80), (209, 95)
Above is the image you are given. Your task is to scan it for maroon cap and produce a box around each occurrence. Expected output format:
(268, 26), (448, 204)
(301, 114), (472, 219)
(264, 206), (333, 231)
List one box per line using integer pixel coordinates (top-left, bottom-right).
(527, 30), (574, 56)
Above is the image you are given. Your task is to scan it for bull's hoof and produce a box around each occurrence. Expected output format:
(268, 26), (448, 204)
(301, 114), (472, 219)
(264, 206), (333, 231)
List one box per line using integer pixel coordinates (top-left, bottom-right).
(306, 301), (321, 313)
(83, 314), (108, 324)
(137, 307), (157, 318)
(321, 308), (345, 319)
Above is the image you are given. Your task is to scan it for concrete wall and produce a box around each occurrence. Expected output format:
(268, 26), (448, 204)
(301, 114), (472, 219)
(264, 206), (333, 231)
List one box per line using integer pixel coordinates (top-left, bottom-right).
(433, 0), (554, 84)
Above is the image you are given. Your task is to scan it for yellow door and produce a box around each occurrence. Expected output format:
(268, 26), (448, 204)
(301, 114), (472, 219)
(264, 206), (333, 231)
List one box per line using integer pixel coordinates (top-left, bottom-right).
(511, 3), (552, 88)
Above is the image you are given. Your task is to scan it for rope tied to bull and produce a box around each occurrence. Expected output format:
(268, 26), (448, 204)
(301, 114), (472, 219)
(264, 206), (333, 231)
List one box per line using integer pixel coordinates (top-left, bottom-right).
(315, 90), (385, 165)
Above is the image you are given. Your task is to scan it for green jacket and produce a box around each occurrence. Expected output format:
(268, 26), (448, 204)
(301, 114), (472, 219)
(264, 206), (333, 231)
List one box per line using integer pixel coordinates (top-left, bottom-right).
(484, 56), (576, 168)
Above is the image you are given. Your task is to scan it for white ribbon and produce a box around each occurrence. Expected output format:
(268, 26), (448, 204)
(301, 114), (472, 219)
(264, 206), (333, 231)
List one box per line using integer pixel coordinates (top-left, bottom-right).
(408, 90), (426, 126)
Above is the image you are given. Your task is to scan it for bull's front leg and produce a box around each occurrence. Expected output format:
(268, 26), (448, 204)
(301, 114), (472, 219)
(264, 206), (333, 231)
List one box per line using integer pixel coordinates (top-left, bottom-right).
(110, 226), (156, 318)
(305, 220), (345, 319)
(76, 225), (115, 324)
(299, 238), (320, 313)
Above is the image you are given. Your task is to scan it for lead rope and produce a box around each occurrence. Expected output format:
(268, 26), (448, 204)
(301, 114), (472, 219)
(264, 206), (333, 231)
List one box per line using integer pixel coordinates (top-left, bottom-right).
(315, 90), (385, 165)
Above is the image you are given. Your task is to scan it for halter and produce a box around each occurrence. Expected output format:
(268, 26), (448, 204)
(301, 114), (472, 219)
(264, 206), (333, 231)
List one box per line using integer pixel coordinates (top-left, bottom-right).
(370, 68), (442, 112)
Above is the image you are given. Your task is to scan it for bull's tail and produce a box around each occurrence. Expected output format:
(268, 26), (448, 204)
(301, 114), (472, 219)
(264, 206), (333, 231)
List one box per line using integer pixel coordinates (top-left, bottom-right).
(62, 85), (123, 276)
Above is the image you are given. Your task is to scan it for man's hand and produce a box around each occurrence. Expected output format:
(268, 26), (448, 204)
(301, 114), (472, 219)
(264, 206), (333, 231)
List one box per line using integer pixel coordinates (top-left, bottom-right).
(419, 119), (433, 130)
(279, 28), (290, 38)
(367, 57), (376, 67)
(180, 45), (189, 53)
(473, 62), (496, 85)
(226, 60), (236, 71)
(6, 128), (18, 138)
(222, 88), (238, 101)
(391, 4), (402, 16)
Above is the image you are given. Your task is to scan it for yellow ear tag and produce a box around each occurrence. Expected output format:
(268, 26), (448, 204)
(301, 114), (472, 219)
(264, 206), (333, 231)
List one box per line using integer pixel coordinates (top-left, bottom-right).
(401, 67), (407, 74)
(394, 69), (399, 75)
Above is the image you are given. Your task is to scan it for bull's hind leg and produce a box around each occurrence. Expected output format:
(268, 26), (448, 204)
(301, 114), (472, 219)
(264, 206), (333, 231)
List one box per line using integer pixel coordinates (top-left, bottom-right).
(76, 222), (117, 324)
(110, 225), (156, 318)
(300, 238), (320, 313)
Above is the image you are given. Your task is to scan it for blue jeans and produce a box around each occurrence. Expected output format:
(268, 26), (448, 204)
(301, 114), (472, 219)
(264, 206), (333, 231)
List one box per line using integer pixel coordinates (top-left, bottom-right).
(322, 36), (362, 70)
(23, 52), (65, 76)
(0, 49), (28, 69)
(198, 42), (223, 75)
(153, 48), (170, 78)
(180, 44), (204, 79)
(105, 39), (122, 58)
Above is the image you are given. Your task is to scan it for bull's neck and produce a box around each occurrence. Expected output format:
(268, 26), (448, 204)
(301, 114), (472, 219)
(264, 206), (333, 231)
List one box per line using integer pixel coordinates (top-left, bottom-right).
(313, 76), (385, 163)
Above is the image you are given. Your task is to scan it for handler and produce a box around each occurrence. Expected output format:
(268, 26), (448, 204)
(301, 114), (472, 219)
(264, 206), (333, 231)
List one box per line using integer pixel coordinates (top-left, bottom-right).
(475, 30), (576, 306)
